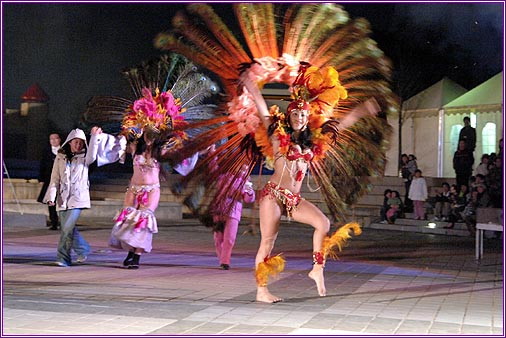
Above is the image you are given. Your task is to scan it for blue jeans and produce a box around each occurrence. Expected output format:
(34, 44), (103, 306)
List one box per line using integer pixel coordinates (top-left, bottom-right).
(57, 208), (90, 265)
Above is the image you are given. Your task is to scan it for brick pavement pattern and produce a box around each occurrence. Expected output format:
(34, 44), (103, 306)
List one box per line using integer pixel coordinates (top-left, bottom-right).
(2, 213), (503, 335)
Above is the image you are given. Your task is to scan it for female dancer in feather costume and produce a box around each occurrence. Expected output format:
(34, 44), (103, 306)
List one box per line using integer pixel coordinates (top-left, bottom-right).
(155, 3), (397, 302)
(242, 67), (380, 302)
(81, 54), (221, 268)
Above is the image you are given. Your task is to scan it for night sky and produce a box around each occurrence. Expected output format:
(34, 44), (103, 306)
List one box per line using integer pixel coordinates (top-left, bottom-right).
(2, 2), (503, 133)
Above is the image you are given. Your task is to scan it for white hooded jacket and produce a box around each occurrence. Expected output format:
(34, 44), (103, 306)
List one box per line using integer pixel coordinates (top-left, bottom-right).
(43, 128), (101, 210)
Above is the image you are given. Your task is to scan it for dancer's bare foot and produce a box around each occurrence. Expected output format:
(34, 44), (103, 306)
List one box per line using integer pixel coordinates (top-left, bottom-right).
(308, 265), (326, 296)
(256, 286), (283, 303)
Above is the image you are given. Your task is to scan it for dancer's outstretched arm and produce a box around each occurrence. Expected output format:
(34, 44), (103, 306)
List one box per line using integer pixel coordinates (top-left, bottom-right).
(240, 74), (271, 129)
(339, 98), (381, 130)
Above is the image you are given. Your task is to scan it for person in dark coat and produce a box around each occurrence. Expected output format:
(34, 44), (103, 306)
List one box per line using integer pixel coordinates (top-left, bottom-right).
(37, 132), (61, 230)
(453, 139), (474, 190)
(458, 116), (476, 153)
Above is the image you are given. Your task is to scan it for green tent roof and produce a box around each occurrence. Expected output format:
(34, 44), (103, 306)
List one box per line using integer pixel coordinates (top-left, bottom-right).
(444, 72), (503, 110)
(402, 77), (468, 112)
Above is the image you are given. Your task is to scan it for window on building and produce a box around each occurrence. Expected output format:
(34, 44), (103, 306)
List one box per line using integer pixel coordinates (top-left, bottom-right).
(470, 113), (477, 128)
(450, 124), (463, 154)
(481, 122), (497, 155)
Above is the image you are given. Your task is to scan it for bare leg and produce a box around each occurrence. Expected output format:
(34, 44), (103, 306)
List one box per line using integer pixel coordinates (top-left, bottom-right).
(255, 198), (283, 303)
(292, 200), (330, 297)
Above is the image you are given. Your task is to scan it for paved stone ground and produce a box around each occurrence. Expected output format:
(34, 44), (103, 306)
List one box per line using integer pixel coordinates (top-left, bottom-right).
(2, 213), (504, 336)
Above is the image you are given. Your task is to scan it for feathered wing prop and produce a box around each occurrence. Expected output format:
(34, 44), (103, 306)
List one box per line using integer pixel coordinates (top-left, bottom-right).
(155, 3), (397, 222)
(80, 53), (221, 160)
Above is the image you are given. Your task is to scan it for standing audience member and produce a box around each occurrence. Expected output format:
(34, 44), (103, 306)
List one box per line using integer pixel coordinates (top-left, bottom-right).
(37, 132), (61, 230)
(408, 169), (428, 220)
(453, 139), (474, 190)
(44, 127), (103, 267)
(406, 154), (418, 211)
(400, 154), (413, 212)
(459, 116), (476, 153)
(407, 154), (418, 175)
(497, 138), (503, 160)
(211, 169), (256, 270)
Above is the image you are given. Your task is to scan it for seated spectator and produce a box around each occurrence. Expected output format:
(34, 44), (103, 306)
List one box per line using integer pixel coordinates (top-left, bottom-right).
(467, 176), (476, 190)
(474, 154), (489, 176)
(433, 182), (451, 221)
(444, 184), (467, 229)
(460, 184), (491, 236)
(486, 156), (503, 208)
(386, 190), (403, 224)
(379, 189), (392, 224)
(488, 152), (497, 166)
(458, 183), (469, 199)
(471, 174), (487, 190)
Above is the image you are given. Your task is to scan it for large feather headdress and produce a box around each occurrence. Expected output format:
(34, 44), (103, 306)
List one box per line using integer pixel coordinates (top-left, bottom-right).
(154, 3), (398, 222)
(81, 53), (221, 156)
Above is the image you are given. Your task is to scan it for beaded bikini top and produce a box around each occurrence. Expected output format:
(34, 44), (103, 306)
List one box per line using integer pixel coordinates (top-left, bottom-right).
(286, 145), (313, 162)
(133, 154), (159, 172)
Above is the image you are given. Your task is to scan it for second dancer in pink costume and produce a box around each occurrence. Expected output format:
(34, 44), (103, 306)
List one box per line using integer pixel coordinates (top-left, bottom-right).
(98, 88), (188, 269)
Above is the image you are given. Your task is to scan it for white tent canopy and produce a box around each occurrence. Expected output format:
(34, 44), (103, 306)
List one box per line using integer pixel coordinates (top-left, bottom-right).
(385, 77), (468, 177)
(444, 72), (503, 113)
(440, 71), (503, 177)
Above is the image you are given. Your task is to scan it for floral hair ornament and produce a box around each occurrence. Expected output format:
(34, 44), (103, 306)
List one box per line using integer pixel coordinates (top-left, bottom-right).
(287, 99), (311, 115)
(291, 62), (348, 130)
(121, 87), (186, 140)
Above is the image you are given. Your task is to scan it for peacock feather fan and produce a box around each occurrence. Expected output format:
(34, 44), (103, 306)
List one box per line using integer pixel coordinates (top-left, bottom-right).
(155, 3), (397, 223)
(80, 53), (221, 152)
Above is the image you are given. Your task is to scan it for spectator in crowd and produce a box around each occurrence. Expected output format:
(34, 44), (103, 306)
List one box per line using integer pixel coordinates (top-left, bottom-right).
(471, 174), (487, 190)
(474, 154), (489, 177)
(379, 189), (392, 224)
(400, 154), (413, 213)
(459, 116), (476, 152)
(486, 156), (503, 208)
(37, 132), (61, 230)
(407, 154), (418, 174)
(444, 184), (467, 229)
(386, 190), (403, 224)
(453, 139), (474, 190)
(408, 169), (428, 220)
(460, 184), (491, 236)
(433, 182), (451, 221)
(497, 138), (503, 160)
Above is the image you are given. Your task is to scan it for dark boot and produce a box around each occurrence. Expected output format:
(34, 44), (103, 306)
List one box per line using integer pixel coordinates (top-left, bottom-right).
(127, 253), (140, 269)
(123, 251), (135, 267)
